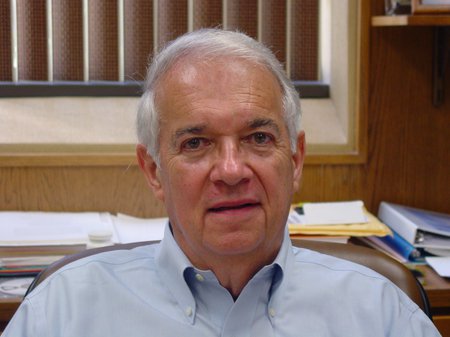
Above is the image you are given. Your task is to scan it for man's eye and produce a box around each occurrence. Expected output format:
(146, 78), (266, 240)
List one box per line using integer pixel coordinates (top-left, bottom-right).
(181, 138), (209, 150)
(250, 132), (273, 145)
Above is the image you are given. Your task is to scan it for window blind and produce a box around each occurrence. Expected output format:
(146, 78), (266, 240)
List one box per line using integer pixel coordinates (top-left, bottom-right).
(0, 0), (321, 96)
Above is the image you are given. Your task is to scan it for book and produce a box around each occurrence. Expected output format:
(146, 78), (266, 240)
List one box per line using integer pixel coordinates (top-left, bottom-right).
(0, 244), (86, 258)
(0, 255), (65, 277)
(356, 236), (409, 263)
(289, 234), (350, 244)
(362, 230), (423, 262)
(378, 202), (450, 249)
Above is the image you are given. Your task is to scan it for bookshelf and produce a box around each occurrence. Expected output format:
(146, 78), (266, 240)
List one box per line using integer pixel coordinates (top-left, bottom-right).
(371, 14), (450, 107)
(372, 15), (450, 26)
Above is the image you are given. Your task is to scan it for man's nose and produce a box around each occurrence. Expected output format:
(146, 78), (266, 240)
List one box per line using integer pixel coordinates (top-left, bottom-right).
(209, 140), (252, 186)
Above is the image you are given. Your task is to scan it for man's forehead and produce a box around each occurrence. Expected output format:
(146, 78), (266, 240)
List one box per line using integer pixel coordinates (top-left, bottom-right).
(157, 58), (282, 108)
(155, 55), (286, 134)
(163, 55), (276, 87)
(169, 60), (202, 86)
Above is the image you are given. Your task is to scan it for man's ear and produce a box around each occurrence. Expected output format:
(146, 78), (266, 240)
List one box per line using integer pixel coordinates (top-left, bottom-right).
(136, 144), (165, 202)
(292, 131), (305, 192)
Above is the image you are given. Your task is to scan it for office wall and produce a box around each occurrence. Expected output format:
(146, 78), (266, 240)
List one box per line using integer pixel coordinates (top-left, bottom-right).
(0, 1), (449, 216)
(364, 24), (449, 214)
(302, 14), (449, 215)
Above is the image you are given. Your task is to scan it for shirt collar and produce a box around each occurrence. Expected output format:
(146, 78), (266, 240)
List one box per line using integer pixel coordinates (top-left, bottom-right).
(156, 223), (197, 324)
(266, 227), (291, 294)
(156, 223), (294, 323)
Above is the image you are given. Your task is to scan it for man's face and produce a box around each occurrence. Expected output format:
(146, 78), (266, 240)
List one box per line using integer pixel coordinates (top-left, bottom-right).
(138, 57), (304, 267)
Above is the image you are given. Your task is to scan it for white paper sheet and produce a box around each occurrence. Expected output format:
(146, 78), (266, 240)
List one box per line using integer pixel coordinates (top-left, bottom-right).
(425, 256), (450, 278)
(0, 211), (116, 245)
(112, 214), (167, 243)
(301, 201), (368, 226)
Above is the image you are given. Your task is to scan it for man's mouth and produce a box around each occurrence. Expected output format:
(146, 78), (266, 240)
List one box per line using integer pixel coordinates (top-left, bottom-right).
(208, 202), (259, 213)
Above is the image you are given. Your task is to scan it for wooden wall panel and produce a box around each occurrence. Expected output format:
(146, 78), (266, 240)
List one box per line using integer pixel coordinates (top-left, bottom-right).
(298, 165), (366, 203)
(0, 165), (366, 217)
(365, 25), (450, 214)
(0, 166), (166, 217)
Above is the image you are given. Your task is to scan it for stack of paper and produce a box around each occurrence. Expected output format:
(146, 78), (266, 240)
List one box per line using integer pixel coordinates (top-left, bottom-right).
(0, 211), (117, 246)
(0, 255), (65, 277)
(0, 211), (120, 275)
(111, 214), (167, 243)
(288, 201), (392, 237)
(0, 212), (168, 250)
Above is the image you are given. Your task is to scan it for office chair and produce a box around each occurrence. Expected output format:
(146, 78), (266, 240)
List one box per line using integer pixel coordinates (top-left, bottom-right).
(292, 239), (432, 318)
(26, 238), (432, 318)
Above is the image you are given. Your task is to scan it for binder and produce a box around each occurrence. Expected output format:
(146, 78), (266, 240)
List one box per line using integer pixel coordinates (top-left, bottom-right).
(376, 229), (423, 261)
(378, 202), (450, 249)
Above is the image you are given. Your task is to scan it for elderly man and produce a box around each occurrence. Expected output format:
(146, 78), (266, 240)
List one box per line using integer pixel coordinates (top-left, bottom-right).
(3, 29), (440, 336)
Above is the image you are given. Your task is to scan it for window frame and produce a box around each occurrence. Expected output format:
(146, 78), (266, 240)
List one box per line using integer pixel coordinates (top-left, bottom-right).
(0, 81), (329, 98)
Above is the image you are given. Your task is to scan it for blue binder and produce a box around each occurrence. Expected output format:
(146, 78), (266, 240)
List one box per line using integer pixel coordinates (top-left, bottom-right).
(378, 229), (422, 261)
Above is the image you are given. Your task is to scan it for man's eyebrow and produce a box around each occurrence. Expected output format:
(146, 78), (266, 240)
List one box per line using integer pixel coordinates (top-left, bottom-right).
(172, 119), (280, 143)
(248, 118), (281, 135)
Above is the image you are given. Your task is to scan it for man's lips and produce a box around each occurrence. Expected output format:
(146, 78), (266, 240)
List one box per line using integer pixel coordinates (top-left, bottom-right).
(208, 201), (261, 213)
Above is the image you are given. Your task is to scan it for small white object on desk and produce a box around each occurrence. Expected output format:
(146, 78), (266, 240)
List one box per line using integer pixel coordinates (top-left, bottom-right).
(87, 229), (114, 249)
(425, 256), (450, 278)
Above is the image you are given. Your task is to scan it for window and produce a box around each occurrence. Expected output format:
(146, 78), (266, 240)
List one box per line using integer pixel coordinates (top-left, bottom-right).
(0, 0), (363, 165)
(302, 0), (363, 160)
(0, 0), (325, 97)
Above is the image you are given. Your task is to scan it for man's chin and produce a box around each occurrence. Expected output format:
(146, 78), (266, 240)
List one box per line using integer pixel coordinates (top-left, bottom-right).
(204, 232), (266, 257)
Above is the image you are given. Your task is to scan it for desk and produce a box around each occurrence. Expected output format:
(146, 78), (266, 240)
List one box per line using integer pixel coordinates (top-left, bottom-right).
(416, 265), (450, 336)
(0, 297), (20, 332)
(1, 265), (450, 335)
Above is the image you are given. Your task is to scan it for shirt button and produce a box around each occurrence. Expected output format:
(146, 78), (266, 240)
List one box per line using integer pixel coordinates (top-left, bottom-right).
(268, 308), (276, 317)
(185, 306), (193, 317)
(195, 273), (205, 282)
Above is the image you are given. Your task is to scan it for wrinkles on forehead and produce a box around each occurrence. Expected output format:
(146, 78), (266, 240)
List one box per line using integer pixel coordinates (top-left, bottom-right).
(155, 57), (282, 115)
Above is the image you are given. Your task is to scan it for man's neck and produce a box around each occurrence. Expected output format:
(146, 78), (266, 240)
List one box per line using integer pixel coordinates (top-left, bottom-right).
(182, 244), (280, 299)
(169, 223), (283, 298)
(209, 257), (272, 299)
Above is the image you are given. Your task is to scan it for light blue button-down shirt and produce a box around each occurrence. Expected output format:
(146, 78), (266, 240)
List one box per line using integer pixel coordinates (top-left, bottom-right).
(3, 225), (440, 336)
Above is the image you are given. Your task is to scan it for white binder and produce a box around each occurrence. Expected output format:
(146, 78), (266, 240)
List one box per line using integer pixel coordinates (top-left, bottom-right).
(378, 201), (450, 249)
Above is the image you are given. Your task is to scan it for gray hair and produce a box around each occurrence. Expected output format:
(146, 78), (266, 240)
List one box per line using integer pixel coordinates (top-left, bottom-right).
(136, 28), (302, 164)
